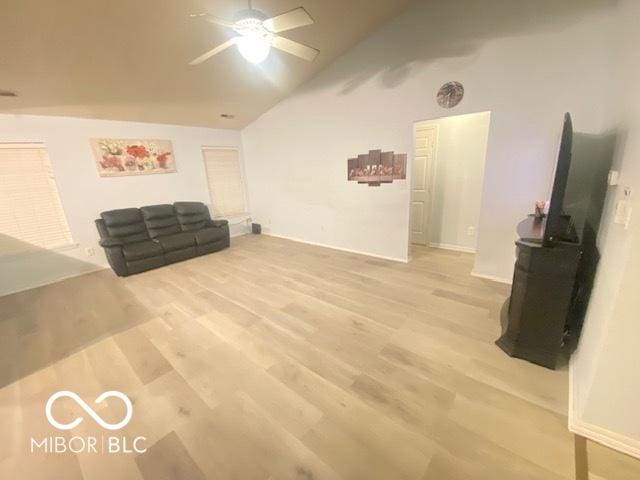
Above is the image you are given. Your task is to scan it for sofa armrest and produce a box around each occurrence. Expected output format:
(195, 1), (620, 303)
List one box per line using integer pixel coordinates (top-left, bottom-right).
(101, 244), (129, 276)
(99, 237), (124, 247)
(207, 219), (229, 228)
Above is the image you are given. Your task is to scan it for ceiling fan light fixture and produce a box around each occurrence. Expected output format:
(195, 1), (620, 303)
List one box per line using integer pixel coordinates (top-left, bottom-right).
(188, 5), (318, 66)
(236, 33), (272, 64)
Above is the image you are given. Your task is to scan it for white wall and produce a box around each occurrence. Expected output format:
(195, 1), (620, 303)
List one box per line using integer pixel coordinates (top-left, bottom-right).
(569, 0), (640, 458)
(0, 114), (243, 295)
(242, 0), (616, 277)
(417, 112), (491, 252)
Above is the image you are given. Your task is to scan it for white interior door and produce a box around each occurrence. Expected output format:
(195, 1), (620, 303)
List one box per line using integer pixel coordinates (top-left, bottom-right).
(410, 124), (438, 245)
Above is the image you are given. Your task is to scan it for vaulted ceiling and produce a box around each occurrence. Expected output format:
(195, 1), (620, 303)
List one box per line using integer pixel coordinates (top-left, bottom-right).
(0, 0), (413, 128)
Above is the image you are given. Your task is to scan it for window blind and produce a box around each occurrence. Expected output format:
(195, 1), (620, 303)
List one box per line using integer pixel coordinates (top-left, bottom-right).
(0, 143), (73, 254)
(202, 148), (247, 218)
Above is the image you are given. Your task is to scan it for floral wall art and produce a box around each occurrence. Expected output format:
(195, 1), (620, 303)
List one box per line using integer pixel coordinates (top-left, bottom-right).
(91, 138), (176, 177)
(347, 149), (406, 186)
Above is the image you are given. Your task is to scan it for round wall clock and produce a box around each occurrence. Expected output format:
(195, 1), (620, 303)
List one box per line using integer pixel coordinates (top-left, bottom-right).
(437, 81), (464, 108)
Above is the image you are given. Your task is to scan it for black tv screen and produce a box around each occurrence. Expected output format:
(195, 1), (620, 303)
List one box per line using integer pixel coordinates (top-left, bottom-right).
(544, 113), (574, 245)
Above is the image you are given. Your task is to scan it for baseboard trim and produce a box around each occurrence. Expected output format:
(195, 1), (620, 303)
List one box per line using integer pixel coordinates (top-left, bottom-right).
(0, 265), (107, 297)
(569, 416), (640, 460)
(470, 270), (512, 285)
(428, 242), (476, 253)
(568, 358), (640, 460)
(262, 232), (408, 263)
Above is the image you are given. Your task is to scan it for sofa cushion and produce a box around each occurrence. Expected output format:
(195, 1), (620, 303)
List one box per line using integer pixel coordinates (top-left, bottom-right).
(101, 208), (150, 244)
(141, 204), (181, 238)
(122, 240), (164, 261)
(195, 227), (227, 245)
(157, 232), (196, 252)
(174, 202), (212, 232)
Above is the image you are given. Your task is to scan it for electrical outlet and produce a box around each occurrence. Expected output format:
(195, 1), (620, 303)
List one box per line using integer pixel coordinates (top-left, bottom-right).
(467, 226), (476, 236)
(85, 247), (95, 257)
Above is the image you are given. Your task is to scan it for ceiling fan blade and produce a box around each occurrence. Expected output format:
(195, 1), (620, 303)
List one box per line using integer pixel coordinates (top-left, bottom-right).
(189, 13), (235, 28)
(189, 38), (237, 65)
(272, 36), (319, 61)
(263, 7), (314, 33)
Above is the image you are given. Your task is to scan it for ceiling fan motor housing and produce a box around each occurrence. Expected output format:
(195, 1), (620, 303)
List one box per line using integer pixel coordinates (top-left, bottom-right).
(234, 11), (274, 61)
(234, 8), (267, 23)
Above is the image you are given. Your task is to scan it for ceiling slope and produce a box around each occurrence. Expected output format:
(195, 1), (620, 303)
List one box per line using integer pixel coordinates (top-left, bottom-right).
(0, 0), (413, 128)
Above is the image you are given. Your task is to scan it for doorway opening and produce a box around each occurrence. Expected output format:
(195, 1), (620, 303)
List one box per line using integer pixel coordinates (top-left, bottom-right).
(410, 111), (491, 254)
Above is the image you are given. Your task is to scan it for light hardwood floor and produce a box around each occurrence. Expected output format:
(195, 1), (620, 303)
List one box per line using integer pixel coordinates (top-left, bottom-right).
(1, 234), (638, 479)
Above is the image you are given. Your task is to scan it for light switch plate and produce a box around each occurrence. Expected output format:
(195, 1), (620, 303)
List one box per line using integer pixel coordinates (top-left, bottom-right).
(614, 199), (632, 229)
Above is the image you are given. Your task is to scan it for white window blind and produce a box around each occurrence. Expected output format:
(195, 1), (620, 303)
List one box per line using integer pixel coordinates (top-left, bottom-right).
(0, 143), (73, 254)
(202, 148), (247, 218)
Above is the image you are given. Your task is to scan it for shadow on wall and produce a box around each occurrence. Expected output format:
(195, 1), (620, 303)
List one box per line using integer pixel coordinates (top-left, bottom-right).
(565, 130), (617, 349)
(567, 131), (618, 248)
(0, 234), (154, 389)
(301, 0), (617, 95)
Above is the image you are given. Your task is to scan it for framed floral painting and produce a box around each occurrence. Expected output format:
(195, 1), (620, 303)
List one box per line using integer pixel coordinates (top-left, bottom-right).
(90, 138), (176, 177)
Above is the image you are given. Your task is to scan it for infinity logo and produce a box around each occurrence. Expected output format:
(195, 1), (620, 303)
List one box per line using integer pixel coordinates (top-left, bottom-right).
(45, 391), (133, 431)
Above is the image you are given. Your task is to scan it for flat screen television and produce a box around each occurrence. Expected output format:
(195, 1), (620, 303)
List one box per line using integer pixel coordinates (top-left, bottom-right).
(539, 112), (614, 248)
(543, 112), (577, 246)
(508, 112), (615, 358)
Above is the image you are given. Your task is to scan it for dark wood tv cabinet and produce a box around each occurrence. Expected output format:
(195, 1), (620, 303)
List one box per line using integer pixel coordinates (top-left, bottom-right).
(496, 219), (582, 369)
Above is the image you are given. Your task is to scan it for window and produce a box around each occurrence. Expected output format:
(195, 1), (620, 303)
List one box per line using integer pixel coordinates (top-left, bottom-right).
(202, 148), (247, 218)
(0, 143), (73, 254)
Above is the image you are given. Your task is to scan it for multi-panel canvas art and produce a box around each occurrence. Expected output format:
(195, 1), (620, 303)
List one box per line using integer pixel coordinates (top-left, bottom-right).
(347, 149), (406, 186)
(380, 151), (394, 183)
(393, 153), (407, 180)
(91, 138), (176, 177)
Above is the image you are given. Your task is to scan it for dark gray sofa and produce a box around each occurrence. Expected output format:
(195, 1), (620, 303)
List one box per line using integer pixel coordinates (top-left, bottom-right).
(95, 202), (229, 276)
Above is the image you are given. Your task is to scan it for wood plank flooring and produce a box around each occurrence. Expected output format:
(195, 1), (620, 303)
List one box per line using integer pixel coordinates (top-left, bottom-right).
(0, 234), (637, 479)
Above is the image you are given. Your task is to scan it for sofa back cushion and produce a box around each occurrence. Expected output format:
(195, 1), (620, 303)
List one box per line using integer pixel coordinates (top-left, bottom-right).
(100, 208), (149, 244)
(174, 202), (212, 232)
(140, 204), (181, 238)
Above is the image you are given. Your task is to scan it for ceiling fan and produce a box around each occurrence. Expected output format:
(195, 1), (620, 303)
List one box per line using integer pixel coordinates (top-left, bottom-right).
(189, 1), (319, 65)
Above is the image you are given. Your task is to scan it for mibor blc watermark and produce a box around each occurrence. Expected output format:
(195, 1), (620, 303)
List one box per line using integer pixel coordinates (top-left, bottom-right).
(30, 390), (147, 454)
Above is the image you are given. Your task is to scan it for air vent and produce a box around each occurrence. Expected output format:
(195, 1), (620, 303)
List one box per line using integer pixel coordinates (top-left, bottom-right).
(0, 90), (17, 97)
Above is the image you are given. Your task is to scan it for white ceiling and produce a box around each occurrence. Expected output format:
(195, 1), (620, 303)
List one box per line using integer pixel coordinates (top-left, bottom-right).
(0, 0), (413, 128)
